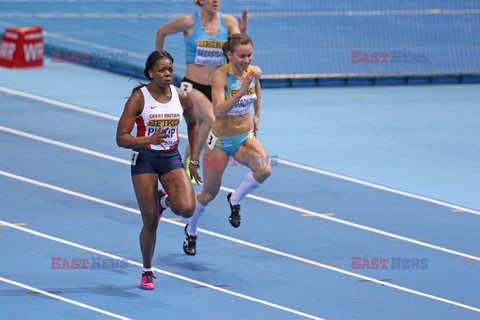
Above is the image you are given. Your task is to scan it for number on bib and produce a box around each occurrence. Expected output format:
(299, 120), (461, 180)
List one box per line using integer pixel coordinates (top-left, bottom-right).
(131, 151), (139, 165)
(180, 81), (193, 93)
(207, 132), (217, 150)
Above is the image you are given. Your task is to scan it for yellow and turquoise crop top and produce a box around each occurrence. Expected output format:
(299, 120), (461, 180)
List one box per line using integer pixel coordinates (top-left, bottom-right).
(224, 64), (257, 116)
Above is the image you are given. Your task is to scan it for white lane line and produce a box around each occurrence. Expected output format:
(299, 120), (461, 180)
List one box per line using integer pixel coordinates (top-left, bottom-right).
(0, 86), (120, 120)
(0, 219), (324, 320)
(1, 85), (479, 216)
(0, 126), (478, 262)
(0, 172), (479, 313)
(0, 125), (128, 165)
(0, 277), (131, 320)
(274, 159), (480, 217)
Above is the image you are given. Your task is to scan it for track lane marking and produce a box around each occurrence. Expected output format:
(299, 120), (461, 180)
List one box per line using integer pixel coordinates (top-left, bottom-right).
(0, 172), (479, 313)
(0, 126), (478, 262)
(0, 277), (131, 320)
(1, 85), (479, 217)
(0, 219), (324, 320)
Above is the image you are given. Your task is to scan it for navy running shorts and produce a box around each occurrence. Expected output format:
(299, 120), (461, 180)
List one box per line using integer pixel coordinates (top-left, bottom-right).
(131, 147), (184, 177)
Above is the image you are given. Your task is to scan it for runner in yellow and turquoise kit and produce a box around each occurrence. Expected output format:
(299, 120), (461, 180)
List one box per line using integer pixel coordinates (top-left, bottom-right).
(183, 34), (272, 256)
(206, 64), (257, 156)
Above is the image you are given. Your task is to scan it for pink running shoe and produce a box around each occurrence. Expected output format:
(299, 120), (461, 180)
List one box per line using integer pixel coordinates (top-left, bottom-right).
(140, 271), (156, 290)
(158, 190), (167, 220)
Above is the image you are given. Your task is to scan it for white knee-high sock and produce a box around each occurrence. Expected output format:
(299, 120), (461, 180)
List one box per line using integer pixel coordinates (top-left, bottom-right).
(230, 171), (261, 205)
(187, 199), (206, 236)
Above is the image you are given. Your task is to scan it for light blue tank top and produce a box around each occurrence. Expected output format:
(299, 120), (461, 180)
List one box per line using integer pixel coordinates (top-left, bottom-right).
(184, 11), (228, 66)
(223, 64), (257, 116)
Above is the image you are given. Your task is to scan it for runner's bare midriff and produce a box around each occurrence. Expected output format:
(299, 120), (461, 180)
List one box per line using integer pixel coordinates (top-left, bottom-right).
(185, 63), (219, 85)
(212, 113), (252, 137)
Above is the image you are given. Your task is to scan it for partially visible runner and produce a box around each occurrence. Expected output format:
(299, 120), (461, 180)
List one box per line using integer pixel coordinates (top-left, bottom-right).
(156, 0), (248, 182)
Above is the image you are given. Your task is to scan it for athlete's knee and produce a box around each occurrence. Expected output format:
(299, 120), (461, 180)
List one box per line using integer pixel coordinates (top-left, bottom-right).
(197, 190), (218, 206)
(252, 165), (271, 183)
(193, 97), (215, 125)
(200, 109), (215, 126)
(170, 201), (195, 219)
(141, 211), (159, 232)
(176, 207), (195, 219)
(181, 201), (195, 218)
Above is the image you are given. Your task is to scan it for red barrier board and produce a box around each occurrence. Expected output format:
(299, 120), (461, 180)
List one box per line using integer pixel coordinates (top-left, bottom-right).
(0, 26), (44, 68)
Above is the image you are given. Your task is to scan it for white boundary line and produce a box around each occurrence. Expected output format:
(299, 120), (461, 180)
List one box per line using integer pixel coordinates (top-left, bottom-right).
(0, 219), (324, 320)
(0, 86), (120, 121)
(1, 125), (479, 262)
(0, 183), (478, 314)
(0, 125), (128, 165)
(274, 159), (480, 216)
(0, 277), (131, 320)
(1, 85), (479, 216)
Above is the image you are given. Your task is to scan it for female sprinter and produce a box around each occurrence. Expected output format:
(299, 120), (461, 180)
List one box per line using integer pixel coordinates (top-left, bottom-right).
(182, 34), (271, 256)
(116, 50), (202, 289)
(156, 0), (248, 182)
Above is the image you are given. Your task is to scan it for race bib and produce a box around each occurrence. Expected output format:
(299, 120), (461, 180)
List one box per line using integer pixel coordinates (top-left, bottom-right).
(131, 150), (139, 165)
(206, 132), (218, 150)
(180, 81), (193, 93)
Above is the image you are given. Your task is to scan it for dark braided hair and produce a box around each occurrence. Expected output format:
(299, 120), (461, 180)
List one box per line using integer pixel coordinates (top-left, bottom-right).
(222, 33), (253, 63)
(132, 50), (174, 94)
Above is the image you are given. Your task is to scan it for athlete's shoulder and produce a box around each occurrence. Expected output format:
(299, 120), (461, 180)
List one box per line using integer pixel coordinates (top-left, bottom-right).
(222, 13), (240, 33)
(212, 65), (229, 85)
(167, 13), (195, 31)
(174, 86), (186, 98)
(125, 86), (146, 115)
(249, 65), (262, 79)
(173, 86), (192, 109)
(130, 86), (145, 101)
(222, 13), (237, 24)
(215, 64), (229, 75)
(178, 13), (195, 27)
